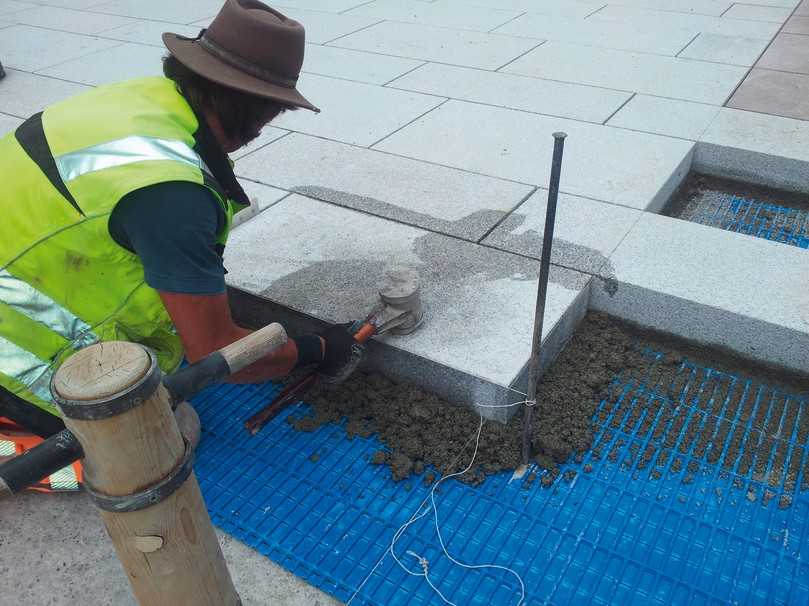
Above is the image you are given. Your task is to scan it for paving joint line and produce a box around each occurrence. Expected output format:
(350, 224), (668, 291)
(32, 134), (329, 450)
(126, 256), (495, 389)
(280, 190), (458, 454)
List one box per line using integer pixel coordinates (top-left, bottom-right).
(233, 130), (293, 161)
(584, 4), (609, 18)
(476, 186), (538, 244)
(487, 10), (526, 34)
(381, 60), (428, 87)
(338, 0), (377, 15)
(322, 18), (385, 45)
(601, 92), (636, 125)
(675, 33), (702, 58)
(494, 40), (546, 72)
(367, 97), (449, 148)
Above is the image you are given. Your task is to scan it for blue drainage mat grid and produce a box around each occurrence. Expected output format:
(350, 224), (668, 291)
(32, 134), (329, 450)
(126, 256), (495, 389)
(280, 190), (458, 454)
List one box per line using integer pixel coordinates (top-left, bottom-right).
(192, 354), (809, 605)
(688, 195), (809, 249)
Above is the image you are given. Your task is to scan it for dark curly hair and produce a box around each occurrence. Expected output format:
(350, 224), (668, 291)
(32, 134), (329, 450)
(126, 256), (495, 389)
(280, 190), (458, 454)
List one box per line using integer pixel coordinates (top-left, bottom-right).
(163, 54), (295, 144)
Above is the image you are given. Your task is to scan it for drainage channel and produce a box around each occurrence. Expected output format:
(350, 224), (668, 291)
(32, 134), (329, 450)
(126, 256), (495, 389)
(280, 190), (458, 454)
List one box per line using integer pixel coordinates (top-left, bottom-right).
(192, 313), (809, 605)
(666, 173), (809, 249)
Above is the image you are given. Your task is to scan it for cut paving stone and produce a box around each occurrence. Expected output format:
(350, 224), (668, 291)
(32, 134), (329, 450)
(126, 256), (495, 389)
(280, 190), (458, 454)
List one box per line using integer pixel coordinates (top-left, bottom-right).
(756, 33), (809, 74)
(331, 20), (540, 70)
(234, 133), (533, 241)
(590, 5), (783, 39)
(607, 95), (719, 140)
(591, 213), (809, 374)
(493, 13), (698, 55)
(271, 73), (443, 146)
(99, 20), (200, 47)
(678, 33), (771, 66)
(727, 68), (809, 122)
(9, 4), (136, 34)
(783, 15), (809, 33)
(0, 69), (89, 118)
(722, 4), (794, 22)
(86, 0), (223, 24)
(0, 24), (120, 71)
(38, 42), (164, 86)
(387, 62), (632, 123)
(302, 43), (423, 85)
(0, 112), (22, 136)
(375, 100), (694, 211)
(502, 41), (749, 104)
(224, 194), (591, 419)
(345, 0), (521, 32)
(231, 127), (289, 161)
(482, 189), (641, 275)
(696, 108), (809, 192)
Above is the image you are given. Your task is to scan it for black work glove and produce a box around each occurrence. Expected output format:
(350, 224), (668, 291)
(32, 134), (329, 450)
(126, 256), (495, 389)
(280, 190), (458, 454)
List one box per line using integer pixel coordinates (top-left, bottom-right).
(318, 323), (364, 384)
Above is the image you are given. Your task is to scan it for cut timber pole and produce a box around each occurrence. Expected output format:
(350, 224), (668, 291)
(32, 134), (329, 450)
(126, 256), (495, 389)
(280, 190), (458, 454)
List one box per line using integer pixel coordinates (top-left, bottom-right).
(521, 132), (567, 466)
(50, 338), (267, 606)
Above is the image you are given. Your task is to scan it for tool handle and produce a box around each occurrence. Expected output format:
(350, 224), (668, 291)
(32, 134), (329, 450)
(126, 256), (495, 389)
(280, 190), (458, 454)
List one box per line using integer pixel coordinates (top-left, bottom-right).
(352, 322), (377, 344)
(0, 429), (84, 497)
(163, 323), (288, 406)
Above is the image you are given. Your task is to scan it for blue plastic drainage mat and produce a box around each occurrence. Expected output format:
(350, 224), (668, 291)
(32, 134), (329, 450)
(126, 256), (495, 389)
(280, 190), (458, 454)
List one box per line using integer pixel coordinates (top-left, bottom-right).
(192, 350), (809, 605)
(687, 195), (808, 249)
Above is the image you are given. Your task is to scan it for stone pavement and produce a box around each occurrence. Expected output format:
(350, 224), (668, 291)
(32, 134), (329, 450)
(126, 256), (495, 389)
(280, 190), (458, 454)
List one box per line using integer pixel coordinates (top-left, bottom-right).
(1, 1), (808, 601)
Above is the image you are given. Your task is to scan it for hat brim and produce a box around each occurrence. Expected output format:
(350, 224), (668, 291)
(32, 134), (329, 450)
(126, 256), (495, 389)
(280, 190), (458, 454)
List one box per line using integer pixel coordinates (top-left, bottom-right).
(163, 32), (319, 113)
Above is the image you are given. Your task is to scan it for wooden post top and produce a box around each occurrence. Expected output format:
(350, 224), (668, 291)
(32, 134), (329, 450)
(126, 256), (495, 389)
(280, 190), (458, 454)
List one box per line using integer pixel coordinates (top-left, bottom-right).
(53, 341), (151, 402)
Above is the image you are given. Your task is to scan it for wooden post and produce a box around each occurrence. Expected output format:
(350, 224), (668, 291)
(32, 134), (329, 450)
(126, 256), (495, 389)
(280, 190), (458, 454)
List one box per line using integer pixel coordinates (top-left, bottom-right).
(51, 341), (240, 606)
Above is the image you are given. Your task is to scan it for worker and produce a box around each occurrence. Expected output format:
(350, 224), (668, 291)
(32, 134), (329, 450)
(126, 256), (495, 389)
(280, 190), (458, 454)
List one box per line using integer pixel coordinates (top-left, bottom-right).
(0, 0), (359, 489)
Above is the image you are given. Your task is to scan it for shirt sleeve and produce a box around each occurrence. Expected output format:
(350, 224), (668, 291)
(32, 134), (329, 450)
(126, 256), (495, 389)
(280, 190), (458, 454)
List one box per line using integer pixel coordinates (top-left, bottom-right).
(108, 181), (227, 295)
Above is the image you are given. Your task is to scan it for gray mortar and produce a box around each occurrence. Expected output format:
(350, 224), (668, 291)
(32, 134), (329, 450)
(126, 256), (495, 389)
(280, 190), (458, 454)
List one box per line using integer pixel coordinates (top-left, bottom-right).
(291, 185), (509, 241)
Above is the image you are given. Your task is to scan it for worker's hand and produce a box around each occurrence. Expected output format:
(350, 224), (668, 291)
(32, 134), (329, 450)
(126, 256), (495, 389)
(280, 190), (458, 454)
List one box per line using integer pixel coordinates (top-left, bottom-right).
(318, 323), (364, 383)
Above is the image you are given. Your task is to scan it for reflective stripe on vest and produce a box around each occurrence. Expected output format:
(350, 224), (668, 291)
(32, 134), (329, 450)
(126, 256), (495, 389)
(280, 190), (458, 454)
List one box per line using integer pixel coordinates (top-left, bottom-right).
(54, 136), (211, 183)
(0, 269), (97, 349)
(0, 336), (54, 402)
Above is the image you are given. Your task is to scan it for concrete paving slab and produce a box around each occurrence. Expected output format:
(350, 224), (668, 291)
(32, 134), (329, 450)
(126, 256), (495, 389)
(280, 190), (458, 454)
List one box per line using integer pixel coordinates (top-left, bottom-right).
(38, 42), (164, 86)
(493, 13), (698, 55)
(467, 0), (606, 18)
(0, 111), (22, 135)
(607, 0), (733, 16)
(502, 41), (749, 104)
(0, 69), (89, 118)
(679, 32), (771, 65)
(591, 213), (809, 374)
(0, 0), (34, 17)
(331, 20), (540, 70)
(9, 4), (135, 34)
(99, 20), (200, 47)
(302, 43), (423, 85)
(606, 95), (719, 140)
(234, 132), (533, 240)
(757, 33), (809, 74)
(87, 0), (223, 24)
(275, 0), (373, 12)
(270, 73), (443, 146)
(723, 3), (793, 22)
(345, 0), (521, 32)
(387, 62), (632, 124)
(783, 15), (809, 33)
(727, 68), (809, 121)
(224, 194), (591, 416)
(591, 5), (783, 39)
(231, 127), (289, 160)
(0, 491), (340, 606)
(375, 100), (694, 211)
(696, 108), (809, 192)
(0, 24), (120, 71)
(482, 189), (641, 275)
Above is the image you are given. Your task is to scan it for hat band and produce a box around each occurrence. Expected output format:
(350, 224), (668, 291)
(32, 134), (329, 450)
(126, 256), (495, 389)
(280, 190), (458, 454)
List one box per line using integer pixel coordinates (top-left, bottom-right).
(199, 35), (298, 89)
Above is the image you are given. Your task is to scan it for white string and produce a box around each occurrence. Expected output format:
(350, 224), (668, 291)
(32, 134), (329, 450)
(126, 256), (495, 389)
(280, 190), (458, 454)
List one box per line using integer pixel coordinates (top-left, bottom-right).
(347, 398), (529, 605)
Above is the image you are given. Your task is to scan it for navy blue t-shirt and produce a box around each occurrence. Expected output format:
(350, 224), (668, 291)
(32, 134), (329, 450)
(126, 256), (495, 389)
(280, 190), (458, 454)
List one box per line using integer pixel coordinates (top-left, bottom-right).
(108, 181), (227, 295)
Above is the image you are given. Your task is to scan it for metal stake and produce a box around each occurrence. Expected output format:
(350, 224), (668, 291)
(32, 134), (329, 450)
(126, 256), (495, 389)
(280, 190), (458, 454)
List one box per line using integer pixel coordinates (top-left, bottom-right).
(521, 132), (567, 466)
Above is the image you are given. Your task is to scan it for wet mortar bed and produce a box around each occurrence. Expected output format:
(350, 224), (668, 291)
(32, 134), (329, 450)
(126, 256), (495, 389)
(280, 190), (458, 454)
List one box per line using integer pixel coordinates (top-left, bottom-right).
(286, 312), (809, 505)
(666, 173), (809, 248)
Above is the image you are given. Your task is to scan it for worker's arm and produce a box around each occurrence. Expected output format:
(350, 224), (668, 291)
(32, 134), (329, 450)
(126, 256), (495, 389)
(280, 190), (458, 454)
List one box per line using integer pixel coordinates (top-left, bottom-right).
(158, 290), (320, 383)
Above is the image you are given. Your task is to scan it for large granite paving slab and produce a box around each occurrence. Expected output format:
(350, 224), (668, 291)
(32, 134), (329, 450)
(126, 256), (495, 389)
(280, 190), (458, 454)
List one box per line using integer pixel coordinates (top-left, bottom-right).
(493, 13), (698, 55)
(388, 62), (632, 123)
(8, 4), (136, 34)
(0, 24), (120, 71)
(606, 95), (719, 140)
(302, 44), (422, 85)
(331, 21), (540, 70)
(99, 21), (200, 47)
(502, 41), (748, 104)
(483, 190), (641, 275)
(38, 42), (165, 86)
(678, 33), (771, 66)
(86, 0), (223, 24)
(723, 4), (793, 22)
(0, 0), (35, 17)
(592, 213), (809, 374)
(374, 100), (694, 211)
(225, 194), (591, 418)
(756, 33), (809, 74)
(0, 69), (89, 118)
(604, 0), (733, 16)
(271, 73), (443, 146)
(727, 68), (809, 122)
(0, 112), (22, 136)
(234, 133), (534, 241)
(345, 0), (521, 32)
(467, 0), (605, 18)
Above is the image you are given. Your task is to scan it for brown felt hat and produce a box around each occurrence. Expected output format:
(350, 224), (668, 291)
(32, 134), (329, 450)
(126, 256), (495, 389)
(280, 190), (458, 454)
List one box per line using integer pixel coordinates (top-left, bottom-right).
(163, 0), (318, 112)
